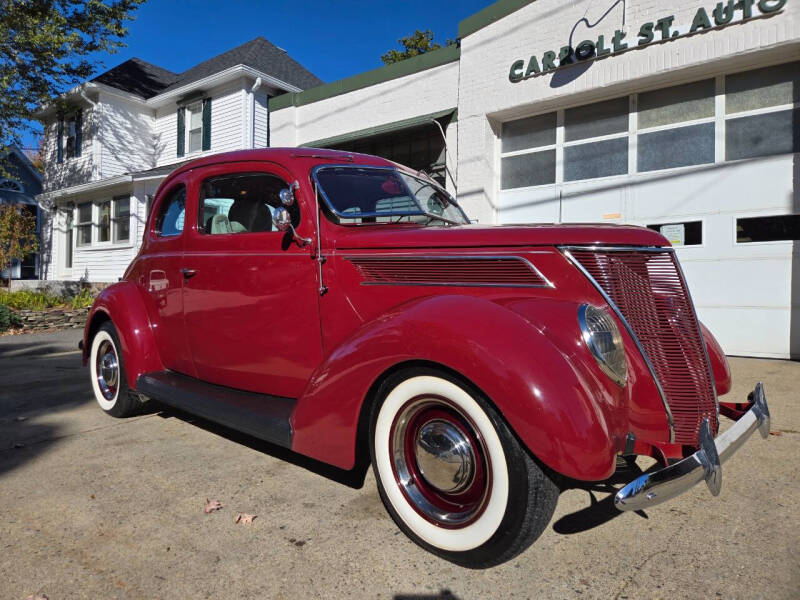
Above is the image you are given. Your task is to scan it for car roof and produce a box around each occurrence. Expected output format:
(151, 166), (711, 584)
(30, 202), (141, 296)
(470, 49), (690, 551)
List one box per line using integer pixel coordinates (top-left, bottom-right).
(159, 147), (402, 190)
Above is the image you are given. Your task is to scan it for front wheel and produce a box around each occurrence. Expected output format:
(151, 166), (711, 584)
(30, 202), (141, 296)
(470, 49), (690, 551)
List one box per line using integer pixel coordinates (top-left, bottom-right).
(369, 368), (559, 568)
(89, 322), (144, 418)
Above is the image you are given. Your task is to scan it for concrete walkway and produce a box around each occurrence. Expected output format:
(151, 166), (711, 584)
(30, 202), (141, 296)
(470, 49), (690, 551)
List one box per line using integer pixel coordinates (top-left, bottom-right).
(0, 331), (798, 599)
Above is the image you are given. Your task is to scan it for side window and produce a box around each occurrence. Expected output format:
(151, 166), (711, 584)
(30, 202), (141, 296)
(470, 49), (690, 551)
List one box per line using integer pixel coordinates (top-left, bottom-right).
(198, 172), (299, 235)
(155, 185), (186, 237)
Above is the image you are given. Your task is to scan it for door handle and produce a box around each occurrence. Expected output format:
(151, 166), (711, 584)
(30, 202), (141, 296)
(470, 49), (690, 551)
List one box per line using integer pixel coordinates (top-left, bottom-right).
(181, 268), (197, 279)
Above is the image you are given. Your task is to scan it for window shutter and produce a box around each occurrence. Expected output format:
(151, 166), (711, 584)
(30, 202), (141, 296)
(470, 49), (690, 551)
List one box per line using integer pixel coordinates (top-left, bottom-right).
(57, 118), (64, 163)
(177, 106), (185, 157)
(74, 110), (83, 158)
(201, 98), (211, 151)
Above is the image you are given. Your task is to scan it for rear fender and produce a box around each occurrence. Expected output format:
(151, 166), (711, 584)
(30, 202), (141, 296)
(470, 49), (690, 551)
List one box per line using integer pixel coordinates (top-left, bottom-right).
(292, 295), (627, 481)
(83, 282), (163, 388)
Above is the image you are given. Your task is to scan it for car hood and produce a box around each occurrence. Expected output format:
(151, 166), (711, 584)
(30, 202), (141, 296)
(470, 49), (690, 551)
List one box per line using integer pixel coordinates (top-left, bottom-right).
(332, 223), (669, 250)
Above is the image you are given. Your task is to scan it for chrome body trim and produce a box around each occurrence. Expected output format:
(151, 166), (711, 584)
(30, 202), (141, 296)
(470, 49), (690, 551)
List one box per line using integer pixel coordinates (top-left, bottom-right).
(310, 163), (468, 224)
(561, 247), (676, 443)
(345, 254), (554, 289)
(615, 383), (770, 512)
(559, 245), (673, 252)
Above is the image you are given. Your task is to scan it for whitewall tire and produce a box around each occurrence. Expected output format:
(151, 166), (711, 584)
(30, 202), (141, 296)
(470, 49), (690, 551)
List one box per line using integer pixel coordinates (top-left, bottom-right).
(369, 367), (559, 568)
(89, 322), (142, 418)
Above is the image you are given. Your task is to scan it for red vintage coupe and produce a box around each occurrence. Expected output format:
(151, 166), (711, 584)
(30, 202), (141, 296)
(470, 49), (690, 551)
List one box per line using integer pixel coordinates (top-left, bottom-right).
(83, 148), (770, 567)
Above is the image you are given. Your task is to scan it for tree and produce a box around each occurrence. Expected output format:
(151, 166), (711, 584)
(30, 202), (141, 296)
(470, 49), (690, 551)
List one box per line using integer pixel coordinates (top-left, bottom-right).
(0, 0), (145, 148)
(0, 202), (39, 287)
(381, 29), (455, 65)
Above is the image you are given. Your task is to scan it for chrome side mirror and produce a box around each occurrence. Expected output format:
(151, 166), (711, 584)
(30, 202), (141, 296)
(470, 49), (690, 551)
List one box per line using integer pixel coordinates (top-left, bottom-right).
(272, 206), (311, 246)
(279, 181), (299, 206)
(272, 206), (292, 232)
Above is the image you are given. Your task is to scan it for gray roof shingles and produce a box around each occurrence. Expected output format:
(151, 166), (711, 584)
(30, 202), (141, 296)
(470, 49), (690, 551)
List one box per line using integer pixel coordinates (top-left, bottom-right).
(92, 58), (178, 99)
(92, 37), (323, 99)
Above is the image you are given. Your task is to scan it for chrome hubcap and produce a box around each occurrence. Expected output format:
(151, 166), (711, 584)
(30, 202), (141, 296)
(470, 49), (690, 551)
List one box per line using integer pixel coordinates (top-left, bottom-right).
(414, 420), (475, 493)
(390, 397), (490, 527)
(96, 340), (119, 400)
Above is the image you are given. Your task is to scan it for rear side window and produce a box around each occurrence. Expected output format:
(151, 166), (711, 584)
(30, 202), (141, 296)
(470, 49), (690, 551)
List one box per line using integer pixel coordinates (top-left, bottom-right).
(198, 172), (298, 234)
(155, 185), (186, 237)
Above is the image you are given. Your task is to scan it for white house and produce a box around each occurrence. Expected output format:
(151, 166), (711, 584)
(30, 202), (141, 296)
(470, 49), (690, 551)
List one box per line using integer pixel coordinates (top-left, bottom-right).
(38, 1), (800, 359)
(36, 37), (323, 283)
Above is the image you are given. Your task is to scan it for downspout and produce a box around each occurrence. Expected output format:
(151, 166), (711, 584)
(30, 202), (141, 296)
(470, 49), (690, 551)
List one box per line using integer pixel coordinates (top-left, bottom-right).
(249, 77), (262, 148)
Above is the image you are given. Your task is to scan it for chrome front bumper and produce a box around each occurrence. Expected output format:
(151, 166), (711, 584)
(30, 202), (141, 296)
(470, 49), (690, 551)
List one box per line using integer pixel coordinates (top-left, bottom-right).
(615, 382), (770, 512)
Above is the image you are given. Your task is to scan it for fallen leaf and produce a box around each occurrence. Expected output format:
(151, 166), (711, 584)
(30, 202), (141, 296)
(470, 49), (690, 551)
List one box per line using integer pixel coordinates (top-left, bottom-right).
(204, 499), (223, 514)
(235, 513), (256, 525)
(769, 430), (782, 436)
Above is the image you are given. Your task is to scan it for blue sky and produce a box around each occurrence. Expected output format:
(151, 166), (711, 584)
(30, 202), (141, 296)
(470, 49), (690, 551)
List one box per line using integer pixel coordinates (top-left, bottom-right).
(21, 0), (490, 150)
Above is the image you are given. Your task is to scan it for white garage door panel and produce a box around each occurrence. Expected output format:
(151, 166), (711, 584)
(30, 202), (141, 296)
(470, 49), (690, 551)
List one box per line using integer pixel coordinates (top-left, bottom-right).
(699, 305), (790, 359)
(498, 186), (558, 223)
(560, 179), (626, 223)
(679, 255), (792, 309)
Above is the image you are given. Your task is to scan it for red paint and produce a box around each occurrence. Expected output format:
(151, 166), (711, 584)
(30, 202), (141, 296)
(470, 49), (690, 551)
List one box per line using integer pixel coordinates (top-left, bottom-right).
(87, 148), (734, 483)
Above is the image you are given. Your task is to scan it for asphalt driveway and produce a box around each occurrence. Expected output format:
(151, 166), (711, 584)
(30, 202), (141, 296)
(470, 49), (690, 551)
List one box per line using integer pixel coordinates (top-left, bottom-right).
(1, 330), (798, 599)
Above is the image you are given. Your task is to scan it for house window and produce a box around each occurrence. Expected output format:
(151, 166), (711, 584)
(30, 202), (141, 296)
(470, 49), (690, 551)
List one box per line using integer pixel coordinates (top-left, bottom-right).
(726, 63), (800, 161)
(500, 112), (556, 189)
(187, 102), (203, 153)
(97, 200), (111, 242)
(113, 196), (130, 242)
(76, 203), (92, 246)
(499, 60), (799, 190)
(65, 115), (78, 159)
(736, 215), (800, 243)
(0, 178), (23, 192)
(58, 110), (82, 162)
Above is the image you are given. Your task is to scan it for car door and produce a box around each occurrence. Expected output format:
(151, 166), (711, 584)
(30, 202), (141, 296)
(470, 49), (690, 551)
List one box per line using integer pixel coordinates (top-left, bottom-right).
(138, 178), (196, 377)
(181, 161), (323, 398)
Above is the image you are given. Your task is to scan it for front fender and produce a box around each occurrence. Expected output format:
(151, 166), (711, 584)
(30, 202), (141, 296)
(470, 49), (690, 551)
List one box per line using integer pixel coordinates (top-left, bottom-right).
(292, 294), (627, 481)
(700, 322), (732, 397)
(83, 282), (163, 389)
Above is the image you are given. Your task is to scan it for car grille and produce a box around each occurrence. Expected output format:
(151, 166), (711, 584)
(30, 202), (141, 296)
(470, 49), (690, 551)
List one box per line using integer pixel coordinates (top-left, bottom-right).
(566, 248), (718, 445)
(346, 256), (550, 287)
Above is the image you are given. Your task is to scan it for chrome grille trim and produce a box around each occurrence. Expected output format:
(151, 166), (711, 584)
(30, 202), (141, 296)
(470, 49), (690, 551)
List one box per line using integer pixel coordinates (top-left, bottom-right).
(561, 248), (676, 443)
(561, 245), (720, 446)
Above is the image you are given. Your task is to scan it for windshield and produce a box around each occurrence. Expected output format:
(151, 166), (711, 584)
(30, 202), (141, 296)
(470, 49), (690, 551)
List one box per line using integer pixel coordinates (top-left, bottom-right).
(313, 166), (468, 226)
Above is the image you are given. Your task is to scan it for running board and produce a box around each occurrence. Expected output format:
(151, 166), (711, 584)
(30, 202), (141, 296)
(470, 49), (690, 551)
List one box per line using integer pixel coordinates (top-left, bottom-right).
(136, 371), (295, 448)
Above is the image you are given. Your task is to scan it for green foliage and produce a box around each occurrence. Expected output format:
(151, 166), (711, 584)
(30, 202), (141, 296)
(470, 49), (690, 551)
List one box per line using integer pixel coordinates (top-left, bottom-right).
(0, 303), (22, 332)
(0, 287), (96, 310)
(381, 29), (456, 65)
(69, 287), (95, 309)
(0, 288), (62, 310)
(0, 0), (145, 147)
(0, 203), (39, 286)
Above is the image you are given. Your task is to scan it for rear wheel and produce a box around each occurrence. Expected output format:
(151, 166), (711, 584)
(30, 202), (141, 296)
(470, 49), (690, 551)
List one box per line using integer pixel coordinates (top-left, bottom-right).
(369, 368), (559, 568)
(89, 322), (143, 418)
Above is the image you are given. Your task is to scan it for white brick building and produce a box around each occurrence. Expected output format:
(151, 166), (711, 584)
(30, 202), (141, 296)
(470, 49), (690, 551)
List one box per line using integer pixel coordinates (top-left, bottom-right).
(38, 0), (799, 358)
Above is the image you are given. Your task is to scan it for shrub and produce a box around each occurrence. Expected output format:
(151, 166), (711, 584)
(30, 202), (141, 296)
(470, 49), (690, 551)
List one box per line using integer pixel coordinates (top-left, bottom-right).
(0, 289), (64, 310)
(69, 287), (95, 309)
(0, 304), (22, 332)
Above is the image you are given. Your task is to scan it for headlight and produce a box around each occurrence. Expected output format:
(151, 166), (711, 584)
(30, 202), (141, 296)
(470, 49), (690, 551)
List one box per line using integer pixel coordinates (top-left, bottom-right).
(578, 304), (628, 386)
